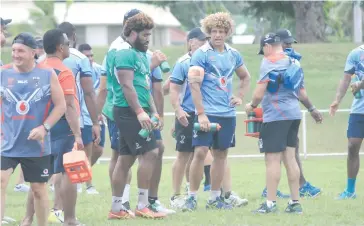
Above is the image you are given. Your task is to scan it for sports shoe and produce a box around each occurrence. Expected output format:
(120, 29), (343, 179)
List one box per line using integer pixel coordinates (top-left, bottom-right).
(285, 201), (303, 214)
(206, 196), (233, 210)
(135, 205), (166, 219)
(224, 192), (248, 207)
(48, 209), (64, 223)
(184, 184), (189, 194)
(108, 206), (135, 220)
(2, 216), (16, 224)
(150, 200), (176, 215)
(14, 183), (30, 192)
(86, 186), (99, 195)
(182, 196), (197, 212)
(170, 195), (186, 209)
(252, 202), (278, 214)
(299, 182), (321, 198)
(336, 190), (357, 200)
(262, 187), (290, 199)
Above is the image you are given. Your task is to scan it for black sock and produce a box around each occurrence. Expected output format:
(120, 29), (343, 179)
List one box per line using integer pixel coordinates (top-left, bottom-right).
(148, 196), (158, 204)
(292, 200), (299, 204)
(204, 165), (211, 186)
(224, 191), (232, 199)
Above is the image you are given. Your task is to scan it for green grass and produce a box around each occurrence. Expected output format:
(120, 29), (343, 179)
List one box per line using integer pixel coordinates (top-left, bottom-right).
(5, 157), (364, 226)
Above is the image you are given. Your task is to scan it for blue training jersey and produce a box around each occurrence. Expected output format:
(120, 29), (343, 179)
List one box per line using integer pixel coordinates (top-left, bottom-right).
(190, 42), (244, 117)
(170, 53), (195, 113)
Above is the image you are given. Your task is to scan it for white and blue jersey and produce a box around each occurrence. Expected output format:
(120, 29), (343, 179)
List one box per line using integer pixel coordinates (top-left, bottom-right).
(190, 42), (243, 117)
(344, 45), (364, 114)
(63, 48), (92, 128)
(170, 53), (195, 113)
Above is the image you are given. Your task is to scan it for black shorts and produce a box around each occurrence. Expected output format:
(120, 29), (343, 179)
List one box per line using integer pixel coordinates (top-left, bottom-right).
(113, 106), (157, 156)
(175, 113), (195, 152)
(1, 155), (51, 183)
(259, 120), (301, 153)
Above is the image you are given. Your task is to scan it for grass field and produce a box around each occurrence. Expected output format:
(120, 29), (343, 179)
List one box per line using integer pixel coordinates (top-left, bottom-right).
(2, 43), (364, 225)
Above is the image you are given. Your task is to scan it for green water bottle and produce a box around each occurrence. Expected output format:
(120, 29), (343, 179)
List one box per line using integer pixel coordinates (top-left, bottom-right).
(172, 130), (176, 138)
(247, 112), (256, 133)
(138, 115), (160, 138)
(160, 61), (171, 73)
(351, 74), (362, 99)
(193, 123), (221, 132)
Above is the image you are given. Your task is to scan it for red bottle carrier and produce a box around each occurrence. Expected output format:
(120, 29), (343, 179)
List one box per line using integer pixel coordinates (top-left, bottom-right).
(63, 144), (92, 184)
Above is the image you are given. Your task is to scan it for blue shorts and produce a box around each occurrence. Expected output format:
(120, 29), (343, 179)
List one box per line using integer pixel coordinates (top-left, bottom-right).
(81, 125), (105, 147)
(192, 116), (236, 150)
(347, 114), (364, 138)
(154, 130), (162, 141)
(107, 118), (120, 151)
(51, 136), (75, 174)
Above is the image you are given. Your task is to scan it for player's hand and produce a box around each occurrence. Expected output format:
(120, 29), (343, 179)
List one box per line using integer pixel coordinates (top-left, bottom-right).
(230, 95), (243, 107)
(310, 109), (323, 124)
(171, 127), (176, 138)
(176, 108), (190, 127)
(28, 125), (47, 141)
(329, 100), (339, 116)
(197, 113), (210, 132)
(150, 50), (167, 70)
(74, 135), (84, 150)
(245, 102), (254, 115)
(154, 116), (163, 131)
(137, 111), (153, 131)
(92, 124), (101, 145)
(351, 81), (362, 94)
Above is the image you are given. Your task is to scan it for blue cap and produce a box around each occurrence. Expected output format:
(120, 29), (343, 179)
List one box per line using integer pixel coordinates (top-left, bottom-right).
(258, 33), (281, 55)
(187, 27), (207, 41)
(12, 32), (37, 49)
(124, 9), (141, 22)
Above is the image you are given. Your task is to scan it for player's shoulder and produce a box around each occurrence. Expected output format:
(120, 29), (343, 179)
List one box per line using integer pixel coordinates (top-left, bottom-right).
(0, 64), (13, 71)
(109, 36), (125, 51)
(198, 42), (213, 53)
(177, 53), (191, 63)
(225, 43), (240, 54)
(70, 48), (87, 60)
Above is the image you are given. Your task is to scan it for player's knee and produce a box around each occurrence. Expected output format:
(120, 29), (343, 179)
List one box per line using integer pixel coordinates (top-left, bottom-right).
(194, 148), (208, 161)
(30, 183), (47, 199)
(157, 142), (165, 157)
(348, 139), (361, 154)
(93, 145), (104, 157)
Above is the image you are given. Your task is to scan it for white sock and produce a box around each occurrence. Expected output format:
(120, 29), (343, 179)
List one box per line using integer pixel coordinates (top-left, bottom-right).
(122, 184), (130, 203)
(210, 190), (221, 201)
(188, 191), (197, 199)
(111, 196), (123, 212)
(137, 188), (148, 210)
(266, 200), (276, 208)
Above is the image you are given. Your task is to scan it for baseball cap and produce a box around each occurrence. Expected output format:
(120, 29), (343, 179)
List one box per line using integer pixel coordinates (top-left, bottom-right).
(1, 17), (12, 26)
(35, 36), (44, 49)
(276, 29), (297, 44)
(258, 33), (281, 55)
(12, 32), (37, 49)
(124, 9), (141, 22)
(187, 27), (207, 41)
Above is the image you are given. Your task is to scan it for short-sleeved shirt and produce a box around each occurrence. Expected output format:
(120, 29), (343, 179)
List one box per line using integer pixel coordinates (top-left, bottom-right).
(170, 53), (195, 113)
(112, 42), (151, 109)
(63, 48), (92, 128)
(39, 57), (79, 140)
(344, 45), (364, 114)
(146, 51), (163, 95)
(258, 53), (303, 123)
(190, 42), (244, 117)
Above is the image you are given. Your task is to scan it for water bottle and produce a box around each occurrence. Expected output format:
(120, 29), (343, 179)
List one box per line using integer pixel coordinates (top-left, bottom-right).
(138, 114), (160, 138)
(193, 123), (221, 132)
(160, 61), (171, 73)
(351, 74), (362, 99)
(247, 112), (256, 133)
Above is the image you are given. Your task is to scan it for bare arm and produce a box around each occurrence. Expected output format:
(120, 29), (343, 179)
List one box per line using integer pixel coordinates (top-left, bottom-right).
(299, 88), (314, 110)
(96, 76), (107, 116)
(45, 71), (66, 127)
(64, 95), (81, 137)
(334, 73), (352, 104)
(152, 82), (164, 117)
(188, 66), (205, 114)
(251, 82), (268, 107)
(163, 77), (171, 96)
(117, 69), (143, 113)
(235, 65), (251, 99)
(80, 77), (98, 124)
(170, 83), (182, 112)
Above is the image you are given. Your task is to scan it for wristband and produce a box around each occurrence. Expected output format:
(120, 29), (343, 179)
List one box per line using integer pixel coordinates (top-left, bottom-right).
(308, 106), (316, 112)
(136, 108), (145, 115)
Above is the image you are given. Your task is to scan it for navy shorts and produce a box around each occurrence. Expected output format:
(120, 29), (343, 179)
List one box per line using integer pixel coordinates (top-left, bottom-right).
(81, 125), (105, 147)
(347, 114), (364, 138)
(192, 116), (236, 150)
(154, 130), (162, 141)
(107, 117), (120, 151)
(175, 113), (195, 152)
(50, 135), (75, 174)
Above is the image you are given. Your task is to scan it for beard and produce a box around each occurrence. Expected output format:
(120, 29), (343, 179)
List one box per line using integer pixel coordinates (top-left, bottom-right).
(133, 36), (148, 52)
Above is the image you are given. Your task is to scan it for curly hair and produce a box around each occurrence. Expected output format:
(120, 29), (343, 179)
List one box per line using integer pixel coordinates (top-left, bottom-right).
(200, 12), (234, 36)
(123, 13), (154, 37)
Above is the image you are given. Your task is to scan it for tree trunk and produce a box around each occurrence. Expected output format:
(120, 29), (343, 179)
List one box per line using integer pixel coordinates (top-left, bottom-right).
(292, 1), (326, 43)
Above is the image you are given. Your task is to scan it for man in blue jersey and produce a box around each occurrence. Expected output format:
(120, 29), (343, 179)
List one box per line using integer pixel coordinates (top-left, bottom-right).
(330, 44), (364, 199)
(58, 22), (100, 194)
(1, 32), (66, 226)
(259, 29), (323, 199)
(78, 43), (106, 195)
(184, 13), (251, 211)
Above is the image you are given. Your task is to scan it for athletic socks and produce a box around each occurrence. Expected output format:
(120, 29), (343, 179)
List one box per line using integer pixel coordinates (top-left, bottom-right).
(210, 190), (221, 201)
(347, 178), (356, 193)
(204, 165), (211, 186)
(121, 184), (130, 203)
(137, 188), (149, 210)
(148, 196), (158, 205)
(266, 200), (276, 208)
(111, 196), (123, 212)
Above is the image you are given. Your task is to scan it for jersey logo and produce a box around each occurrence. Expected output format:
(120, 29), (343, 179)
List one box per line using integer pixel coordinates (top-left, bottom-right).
(180, 135), (185, 144)
(219, 77), (227, 87)
(193, 130), (198, 138)
(135, 142), (142, 149)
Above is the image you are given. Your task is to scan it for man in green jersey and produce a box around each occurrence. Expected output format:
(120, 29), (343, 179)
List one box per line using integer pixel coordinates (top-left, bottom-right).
(107, 12), (166, 220)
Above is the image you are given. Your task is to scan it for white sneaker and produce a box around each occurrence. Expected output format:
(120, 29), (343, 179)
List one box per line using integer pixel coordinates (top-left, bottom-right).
(224, 192), (248, 207)
(3, 216), (16, 223)
(48, 209), (64, 223)
(14, 183), (30, 192)
(152, 200), (176, 215)
(86, 186), (99, 195)
(170, 195), (186, 209)
(77, 183), (82, 193)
